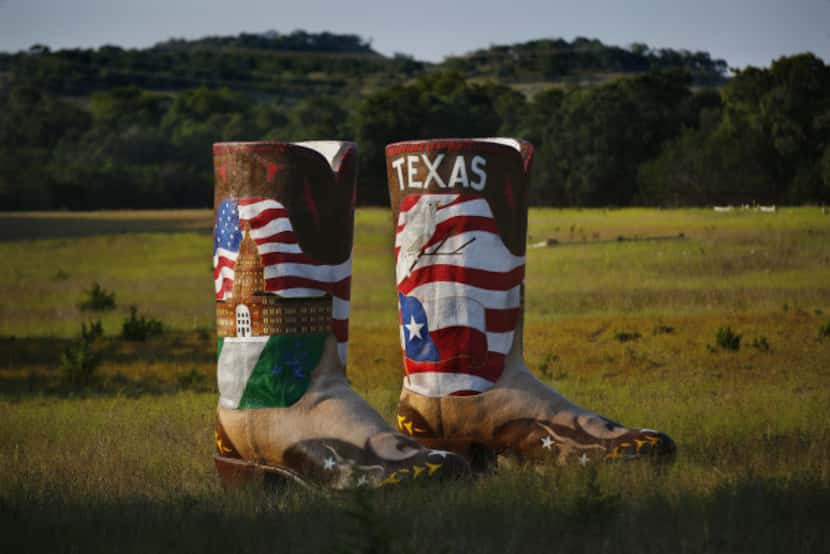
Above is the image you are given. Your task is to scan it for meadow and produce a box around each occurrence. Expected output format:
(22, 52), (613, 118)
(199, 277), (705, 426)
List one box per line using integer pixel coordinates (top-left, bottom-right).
(1, 207), (829, 553)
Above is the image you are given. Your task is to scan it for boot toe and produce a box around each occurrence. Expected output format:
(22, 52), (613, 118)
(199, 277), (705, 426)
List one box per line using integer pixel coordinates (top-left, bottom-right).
(425, 449), (471, 480)
(608, 429), (676, 462)
(649, 431), (676, 459)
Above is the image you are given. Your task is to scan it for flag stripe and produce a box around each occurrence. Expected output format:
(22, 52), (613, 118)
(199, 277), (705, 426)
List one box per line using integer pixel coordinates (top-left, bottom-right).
(261, 256), (353, 276)
(486, 331), (514, 355)
(214, 265), (236, 293)
(418, 296), (485, 333)
(264, 276), (351, 300)
(244, 207), (290, 229)
(253, 231), (300, 247)
(416, 217), (500, 252)
(397, 216), (500, 252)
(275, 288), (328, 298)
(428, 326), (488, 365)
(397, 231), (525, 281)
(238, 197), (281, 208)
(333, 298), (350, 320)
(404, 372), (498, 397)
(332, 319), (349, 342)
(396, 197), (494, 237)
(404, 352), (505, 381)
(250, 217), (293, 239)
(262, 264), (352, 287)
(405, 281), (521, 311)
(214, 247), (240, 263)
(216, 278), (234, 298)
(256, 241), (303, 255)
(485, 308), (521, 333)
(400, 264), (524, 295)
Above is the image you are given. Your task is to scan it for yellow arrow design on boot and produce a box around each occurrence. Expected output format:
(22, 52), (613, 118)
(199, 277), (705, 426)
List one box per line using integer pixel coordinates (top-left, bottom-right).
(425, 462), (442, 476)
(380, 472), (401, 486)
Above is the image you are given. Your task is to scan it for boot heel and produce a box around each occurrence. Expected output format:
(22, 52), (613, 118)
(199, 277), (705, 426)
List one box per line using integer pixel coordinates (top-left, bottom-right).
(214, 455), (318, 492)
(214, 455), (266, 487)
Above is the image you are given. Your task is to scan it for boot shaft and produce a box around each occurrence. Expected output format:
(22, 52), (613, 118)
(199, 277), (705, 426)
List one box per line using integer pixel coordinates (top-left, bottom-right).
(385, 139), (534, 397)
(212, 141), (357, 408)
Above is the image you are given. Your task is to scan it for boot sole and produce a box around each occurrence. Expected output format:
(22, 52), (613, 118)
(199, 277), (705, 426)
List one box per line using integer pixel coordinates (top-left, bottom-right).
(214, 454), (322, 492)
(416, 437), (675, 470)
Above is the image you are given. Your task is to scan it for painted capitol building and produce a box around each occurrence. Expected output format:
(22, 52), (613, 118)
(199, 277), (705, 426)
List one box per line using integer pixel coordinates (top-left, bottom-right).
(216, 226), (332, 339)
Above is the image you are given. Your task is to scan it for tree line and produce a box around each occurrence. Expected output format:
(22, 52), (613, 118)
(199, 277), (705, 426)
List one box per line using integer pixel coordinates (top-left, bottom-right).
(0, 32), (828, 210)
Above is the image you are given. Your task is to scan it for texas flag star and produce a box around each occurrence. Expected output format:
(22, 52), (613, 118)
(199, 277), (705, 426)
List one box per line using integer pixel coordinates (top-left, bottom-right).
(399, 292), (439, 362)
(405, 315), (424, 341)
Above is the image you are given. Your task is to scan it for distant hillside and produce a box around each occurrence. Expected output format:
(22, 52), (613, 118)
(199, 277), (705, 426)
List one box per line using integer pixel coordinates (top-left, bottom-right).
(0, 31), (422, 101)
(443, 37), (728, 86)
(154, 29), (378, 55)
(0, 32), (727, 103)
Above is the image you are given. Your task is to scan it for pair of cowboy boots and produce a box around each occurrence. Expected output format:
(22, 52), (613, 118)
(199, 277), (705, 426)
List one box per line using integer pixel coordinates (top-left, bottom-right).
(211, 139), (675, 491)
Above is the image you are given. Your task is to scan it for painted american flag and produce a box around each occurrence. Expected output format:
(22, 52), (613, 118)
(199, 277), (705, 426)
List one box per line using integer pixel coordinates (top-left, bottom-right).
(395, 193), (524, 397)
(213, 197), (351, 365)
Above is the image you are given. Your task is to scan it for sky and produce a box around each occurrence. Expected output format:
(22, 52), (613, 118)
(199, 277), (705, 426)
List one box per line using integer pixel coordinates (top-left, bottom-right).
(0, 0), (828, 69)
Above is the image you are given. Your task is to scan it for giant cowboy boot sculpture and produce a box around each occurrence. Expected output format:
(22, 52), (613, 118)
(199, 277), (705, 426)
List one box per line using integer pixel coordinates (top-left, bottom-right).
(212, 141), (468, 490)
(386, 138), (675, 468)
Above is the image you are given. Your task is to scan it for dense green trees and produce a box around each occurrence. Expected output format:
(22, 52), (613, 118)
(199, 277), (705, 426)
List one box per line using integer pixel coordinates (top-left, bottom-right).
(526, 71), (708, 205)
(1, 32), (828, 209)
(640, 54), (830, 205)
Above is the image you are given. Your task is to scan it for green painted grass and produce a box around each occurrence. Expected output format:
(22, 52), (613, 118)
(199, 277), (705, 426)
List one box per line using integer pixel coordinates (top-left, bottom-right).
(1, 207), (829, 553)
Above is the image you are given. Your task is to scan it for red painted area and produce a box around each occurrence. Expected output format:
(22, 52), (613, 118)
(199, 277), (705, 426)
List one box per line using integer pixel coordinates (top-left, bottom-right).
(304, 179), (320, 226)
(504, 177), (515, 210)
(404, 352), (505, 382)
(243, 207), (289, 228)
(265, 162), (283, 182)
(332, 319), (349, 342)
(399, 264), (525, 296)
(484, 308), (520, 333)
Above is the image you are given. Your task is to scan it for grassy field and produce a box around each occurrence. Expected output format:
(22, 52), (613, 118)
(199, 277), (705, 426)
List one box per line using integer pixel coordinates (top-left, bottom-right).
(1, 207), (829, 553)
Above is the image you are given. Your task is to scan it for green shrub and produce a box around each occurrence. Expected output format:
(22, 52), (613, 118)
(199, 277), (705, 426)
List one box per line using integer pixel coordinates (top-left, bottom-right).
(615, 330), (641, 342)
(653, 324), (675, 335)
(751, 336), (770, 352)
(715, 326), (741, 351)
(177, 368), (209, 391)
(60, 320), (103, 385)
(538, 352), (561, 380)
(121, 306), (163, 341)
(819, 320), (830, 338)
(79, 282), (116, 311)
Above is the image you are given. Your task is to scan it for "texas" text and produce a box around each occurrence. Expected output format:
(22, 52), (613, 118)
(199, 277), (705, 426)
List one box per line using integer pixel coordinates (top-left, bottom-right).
(392, 154), (487, 191)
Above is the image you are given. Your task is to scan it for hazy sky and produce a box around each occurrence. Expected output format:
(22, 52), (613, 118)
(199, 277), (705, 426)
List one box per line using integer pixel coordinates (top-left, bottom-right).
(1, 0), (828, 69)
